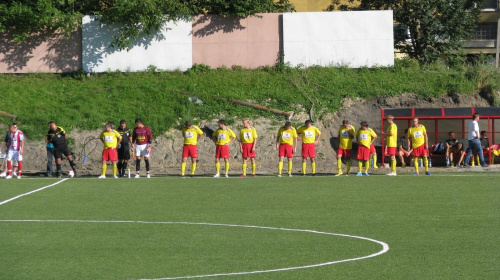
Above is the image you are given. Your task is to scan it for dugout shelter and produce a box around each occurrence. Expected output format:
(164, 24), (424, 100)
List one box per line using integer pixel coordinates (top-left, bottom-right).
(380, 107), (500, 165)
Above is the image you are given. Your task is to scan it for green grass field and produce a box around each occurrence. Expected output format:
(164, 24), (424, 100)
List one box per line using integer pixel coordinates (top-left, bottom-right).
(0, 174), (498, 280)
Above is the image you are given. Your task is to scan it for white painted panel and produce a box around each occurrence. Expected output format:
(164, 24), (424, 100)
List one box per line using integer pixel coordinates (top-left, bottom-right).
(283, 11), (394, 68)
(82, 16), (192, 72)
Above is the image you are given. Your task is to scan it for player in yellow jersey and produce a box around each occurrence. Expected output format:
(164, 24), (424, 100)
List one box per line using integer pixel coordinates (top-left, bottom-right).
(367, 127), (379, 168)
(356, 121), (377, 176)
(336, 120), (355, 176)
(212, 119), (236, 178)
(407, 117), (431, 176)
(98, 123), (122, 178)
(380, 115), (398, 176)
(238, 118), (258, 177)
(297, 120), (321, 176)
(181, 121), (204, 178)
(276, 121), (298, 177)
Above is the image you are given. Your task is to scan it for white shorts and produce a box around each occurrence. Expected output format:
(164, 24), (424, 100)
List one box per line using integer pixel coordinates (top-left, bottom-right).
(7, 149), (23, 162)
(135, 144), (150, 158)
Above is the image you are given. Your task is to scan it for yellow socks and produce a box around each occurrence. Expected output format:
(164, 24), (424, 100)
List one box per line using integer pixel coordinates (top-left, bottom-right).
(358, 160), (363, 172)
(225, 162), (229, 174)
(112, 164), (117, 176)
(391, 158), (396, 174)
(337, 159), (342, 173)
(216, 162), (220, 174)
(414, 158), (419, 173)
(364, 160), (369, 173)
(102, 164), (107, 176)
(311, 162), (316, 174)
(346, 161), (351, 174)
(373, 155), (378, 167)
(191, 162), (197, 175)
(423, 156), (429, 172)
(181, 162), (186, 176)
(242, 162), (247, 175)
(252, 162), (256, 175)
(278, 161), (283, 174)
(288, 161), (293, 174)
(302, 162), (306, 174)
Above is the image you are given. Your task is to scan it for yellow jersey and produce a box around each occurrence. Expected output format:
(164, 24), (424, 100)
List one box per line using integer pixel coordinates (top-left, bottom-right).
(297, 126), (321, 144)
(408, 125), (426, 148)
(182, 125), (203, 145)
(356, 128), (377, 149)
(239, 127), (258, 144)
(277, 126), (298, 145)
(338, 125), (355, 149)
(100, 130), (122, 149)
(212, 128), (236, 145)
(386, 123), (398, 148)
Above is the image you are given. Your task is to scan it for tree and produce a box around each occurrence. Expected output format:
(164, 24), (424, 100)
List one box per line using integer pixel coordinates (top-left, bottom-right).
(325, 0), (485, 64)
(0, 0), (295, 50)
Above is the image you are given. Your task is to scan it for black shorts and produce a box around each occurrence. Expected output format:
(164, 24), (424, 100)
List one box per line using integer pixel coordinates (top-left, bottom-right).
(118, 145), (130, 160)
(54, 147), (72, 159)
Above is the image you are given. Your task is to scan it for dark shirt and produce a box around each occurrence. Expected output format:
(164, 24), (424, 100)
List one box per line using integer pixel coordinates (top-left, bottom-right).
(399, 136), (408, 151)
(117, 127), (131, 146)
(480, 138), (489, 149)
(445, 138), (458, 147)
(46, 126), (68, 149)
(132, 126), (153, 145)
(458, 139), (469, 151)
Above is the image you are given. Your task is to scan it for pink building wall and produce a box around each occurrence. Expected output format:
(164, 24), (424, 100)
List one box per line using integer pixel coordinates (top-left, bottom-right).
(0, 29), (82, 73)
(192, 14), (282, 68)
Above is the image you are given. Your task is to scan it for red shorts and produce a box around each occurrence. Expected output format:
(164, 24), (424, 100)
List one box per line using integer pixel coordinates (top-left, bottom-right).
(357, 145), (371, 161)
(183, 145), (198, 158)
(301, 143), (316, 158)
(102, 148), (118, 161)
(412, 145), (429, 157)
(279, 144), (294, 158)
(215, 145), (230, 159)
(386, 147), (397, 156)
(370, 144), (376, 153)
(337, 148), (352, 158)
(241, 143), (256, 158)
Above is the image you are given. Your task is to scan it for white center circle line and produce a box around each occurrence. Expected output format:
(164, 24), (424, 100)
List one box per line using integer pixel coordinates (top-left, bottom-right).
(0, 219), (390, 279)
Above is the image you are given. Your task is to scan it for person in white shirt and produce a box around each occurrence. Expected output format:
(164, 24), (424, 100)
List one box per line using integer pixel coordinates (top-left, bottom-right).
(463, 113), (488, 167)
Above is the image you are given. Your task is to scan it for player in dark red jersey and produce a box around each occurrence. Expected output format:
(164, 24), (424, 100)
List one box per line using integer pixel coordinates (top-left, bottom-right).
(131, 119), (153, 178)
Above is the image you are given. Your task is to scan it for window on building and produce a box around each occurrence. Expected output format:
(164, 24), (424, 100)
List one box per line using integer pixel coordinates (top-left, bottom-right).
(482, 0), (498, 11)
(475, 24), (497, 40)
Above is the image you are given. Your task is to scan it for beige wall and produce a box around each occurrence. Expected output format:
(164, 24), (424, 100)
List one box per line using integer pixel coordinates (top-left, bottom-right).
(192, 14), (281, 69)
(0, 29), (82, 73)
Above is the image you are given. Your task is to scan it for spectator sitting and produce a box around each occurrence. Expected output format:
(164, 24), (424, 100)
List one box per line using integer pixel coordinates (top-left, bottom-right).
(398, 129), (410, 167)
(445, 131), (459, 167)
(456, 139), (469, 167)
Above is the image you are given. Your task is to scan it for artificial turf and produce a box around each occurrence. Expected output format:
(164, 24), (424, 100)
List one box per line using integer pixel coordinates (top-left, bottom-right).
(0, 174), (498, 279)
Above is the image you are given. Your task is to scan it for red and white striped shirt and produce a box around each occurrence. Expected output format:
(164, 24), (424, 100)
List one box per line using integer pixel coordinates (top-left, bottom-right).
(8, 130), (24, 151)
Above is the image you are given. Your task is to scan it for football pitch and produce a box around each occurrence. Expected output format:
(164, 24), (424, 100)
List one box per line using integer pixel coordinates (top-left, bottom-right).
(0, 174), (498, 280)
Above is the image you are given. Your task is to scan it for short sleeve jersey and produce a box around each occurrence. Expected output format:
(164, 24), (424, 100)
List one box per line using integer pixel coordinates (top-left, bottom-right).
(46, 126), (67, 149)
(407, 125), (426, 148)
(297, 126), (321, 144)
(356, 128), (377, 149)
(117, 127), (131, 146)
(8, 130), (24, 151)
(239, 127), (258, 144)
(386, 123), (398, 148)
(133, 126), (153, 145)
(182, 125), (204, 145)
(277, 126), (298, 145)
(338, 125), (355, 150)
(212, 128), (236, 145)
(100, 130), (122, 149)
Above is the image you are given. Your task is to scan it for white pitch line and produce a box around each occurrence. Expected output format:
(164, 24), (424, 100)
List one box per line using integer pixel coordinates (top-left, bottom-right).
(0, 178), (69, 206)
(0, 219), (389, 279)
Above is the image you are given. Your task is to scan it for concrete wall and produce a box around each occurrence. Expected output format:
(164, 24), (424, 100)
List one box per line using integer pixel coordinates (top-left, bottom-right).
(283, 11), (394, 68)
(192, 14), (281, 68)
(82, 16), (192, 72)
(0, 30), (82, 73)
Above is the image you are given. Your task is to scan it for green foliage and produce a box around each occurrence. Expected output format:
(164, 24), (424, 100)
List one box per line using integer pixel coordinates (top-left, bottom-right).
(1, 60), (497, 139)
(326, 0), (485, 64)
(0, 0), (295, 50)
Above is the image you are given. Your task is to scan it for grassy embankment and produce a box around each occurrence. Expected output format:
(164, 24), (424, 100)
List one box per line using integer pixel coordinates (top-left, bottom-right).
(1, 59), (499, 139)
